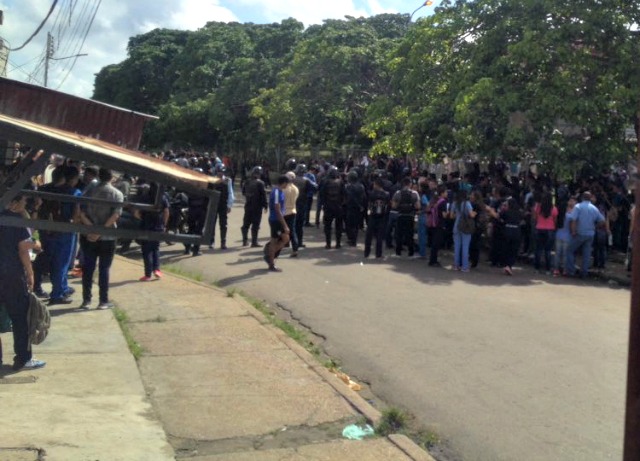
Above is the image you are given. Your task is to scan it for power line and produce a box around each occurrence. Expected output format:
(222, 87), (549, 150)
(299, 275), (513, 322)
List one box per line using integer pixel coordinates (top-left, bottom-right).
(56, 0), (100, 89)
(9, 0), (59, 51)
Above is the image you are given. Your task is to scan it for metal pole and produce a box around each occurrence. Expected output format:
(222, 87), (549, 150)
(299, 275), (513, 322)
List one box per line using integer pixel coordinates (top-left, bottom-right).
(44, 32), (53, 87)
(623, 109), (640, 461)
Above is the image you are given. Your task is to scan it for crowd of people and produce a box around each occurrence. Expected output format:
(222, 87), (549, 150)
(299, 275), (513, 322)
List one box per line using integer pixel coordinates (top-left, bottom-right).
(1, 147), (635, 370)
(234, 156), (636, 277)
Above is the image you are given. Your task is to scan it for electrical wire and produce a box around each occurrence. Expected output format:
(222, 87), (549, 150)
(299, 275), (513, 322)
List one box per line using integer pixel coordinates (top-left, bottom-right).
(56, 0), (101, 89)
(9, 0), (59, 51)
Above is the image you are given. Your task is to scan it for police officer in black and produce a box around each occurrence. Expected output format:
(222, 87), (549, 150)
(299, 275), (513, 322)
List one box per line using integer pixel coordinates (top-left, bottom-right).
(320, 166), (345, 249)
(344, 169), (366, 246)
(184, 192), (208, 257)
(292, 164), (316, 248)
(364, 178), (390, 258)
(391, 177), (420, 256)
(241, 166), (267, 247)
(210, 165), (234, 250)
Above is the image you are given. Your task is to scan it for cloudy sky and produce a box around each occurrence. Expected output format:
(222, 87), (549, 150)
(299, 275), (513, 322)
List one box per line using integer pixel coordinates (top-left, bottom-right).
(0, 0), (434, 102)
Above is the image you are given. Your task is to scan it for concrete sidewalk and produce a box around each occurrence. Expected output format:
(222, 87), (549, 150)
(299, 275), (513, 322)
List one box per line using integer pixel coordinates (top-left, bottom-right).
(0, 257), (433, 461)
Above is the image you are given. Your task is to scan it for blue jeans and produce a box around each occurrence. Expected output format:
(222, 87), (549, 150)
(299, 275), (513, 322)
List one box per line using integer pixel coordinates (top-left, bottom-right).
(44, 234), (74, 300)
(417, 216), (428, 257)
(453, 232), (472, 270)
(566, 234), (593, 277)
(141, 240), (160, 277)
(80, 237), (116, 304)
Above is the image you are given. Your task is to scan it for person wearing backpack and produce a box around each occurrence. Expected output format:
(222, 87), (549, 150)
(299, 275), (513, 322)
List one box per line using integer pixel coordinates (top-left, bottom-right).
(0, 194), (46, 370)
(391, 177), (420, 257)
(450, 190), (476, 272)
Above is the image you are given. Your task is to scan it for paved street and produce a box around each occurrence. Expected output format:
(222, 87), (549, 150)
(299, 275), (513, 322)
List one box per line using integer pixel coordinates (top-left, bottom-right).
(137, 196), (629, 461)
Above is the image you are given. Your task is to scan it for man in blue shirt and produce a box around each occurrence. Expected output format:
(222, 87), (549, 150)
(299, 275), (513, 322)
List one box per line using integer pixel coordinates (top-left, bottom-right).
(264, 175), (291, 272)
(566, 191), (605, 278)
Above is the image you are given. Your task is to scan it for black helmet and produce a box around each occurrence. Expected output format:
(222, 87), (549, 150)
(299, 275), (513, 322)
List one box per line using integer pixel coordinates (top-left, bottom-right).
(328, 166), (339, 179)
(192, 167), (204, 174)
(294, 164), (307, 176)
(215, 164), (227, 175)
(285, 158), (297, 171)
(347, 170), (359, 182)
(251, 166), (263, 178)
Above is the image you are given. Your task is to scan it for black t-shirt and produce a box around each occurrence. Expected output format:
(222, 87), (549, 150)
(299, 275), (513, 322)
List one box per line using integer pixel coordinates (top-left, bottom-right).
(0, 210), (30, 278)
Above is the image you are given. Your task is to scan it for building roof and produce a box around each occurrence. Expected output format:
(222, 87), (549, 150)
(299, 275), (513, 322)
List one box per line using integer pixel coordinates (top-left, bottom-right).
(0, 76), (157, 149)
(0, 113), (217, 191)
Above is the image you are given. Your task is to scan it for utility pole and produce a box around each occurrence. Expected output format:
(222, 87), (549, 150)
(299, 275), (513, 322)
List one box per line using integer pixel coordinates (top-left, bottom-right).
(43, 31), (54, 87)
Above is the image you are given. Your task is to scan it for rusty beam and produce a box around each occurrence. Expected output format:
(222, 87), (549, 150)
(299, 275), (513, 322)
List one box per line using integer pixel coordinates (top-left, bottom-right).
(624, 112), (640, 461)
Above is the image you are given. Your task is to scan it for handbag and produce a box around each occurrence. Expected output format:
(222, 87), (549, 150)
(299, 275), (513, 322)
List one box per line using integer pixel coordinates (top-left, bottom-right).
(458, 202), (476, 234)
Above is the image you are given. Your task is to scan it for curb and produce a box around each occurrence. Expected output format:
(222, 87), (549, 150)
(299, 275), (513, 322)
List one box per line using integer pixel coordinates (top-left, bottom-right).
(114, 257), (437, 461)
(233, 294), (437, 461)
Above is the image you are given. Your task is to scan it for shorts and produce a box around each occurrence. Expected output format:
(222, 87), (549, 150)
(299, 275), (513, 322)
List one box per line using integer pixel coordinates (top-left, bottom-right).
(269, 220), (286, 239)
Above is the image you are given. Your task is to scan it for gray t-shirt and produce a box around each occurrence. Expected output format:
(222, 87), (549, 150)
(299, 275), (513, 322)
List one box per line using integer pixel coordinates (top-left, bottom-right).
(83, 182), (124, 241)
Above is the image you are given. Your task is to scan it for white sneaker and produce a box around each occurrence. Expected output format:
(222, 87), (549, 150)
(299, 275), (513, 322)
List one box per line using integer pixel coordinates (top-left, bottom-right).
(97, 302), (113, 310)
(22, 359), (46, 370)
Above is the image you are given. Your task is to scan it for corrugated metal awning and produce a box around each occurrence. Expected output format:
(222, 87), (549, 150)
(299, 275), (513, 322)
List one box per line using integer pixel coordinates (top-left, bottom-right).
(0, 113), (217, 190)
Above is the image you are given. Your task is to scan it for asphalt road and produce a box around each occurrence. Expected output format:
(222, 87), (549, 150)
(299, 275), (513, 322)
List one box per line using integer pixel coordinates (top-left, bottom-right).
(147, 196), (629, 461)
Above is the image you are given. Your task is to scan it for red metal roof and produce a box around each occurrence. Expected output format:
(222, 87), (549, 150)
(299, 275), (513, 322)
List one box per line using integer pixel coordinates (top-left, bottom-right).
(0, 77), (157, 149)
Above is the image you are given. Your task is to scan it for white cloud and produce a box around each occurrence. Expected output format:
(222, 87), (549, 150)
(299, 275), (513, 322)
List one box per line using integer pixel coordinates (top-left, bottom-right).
(232, 0), (369, 26)
(170, 0), (238, 30)
(0, 0), (416, 100)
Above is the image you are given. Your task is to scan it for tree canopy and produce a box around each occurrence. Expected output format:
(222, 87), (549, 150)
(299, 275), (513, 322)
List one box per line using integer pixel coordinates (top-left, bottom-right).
(92, 1), (640, 171)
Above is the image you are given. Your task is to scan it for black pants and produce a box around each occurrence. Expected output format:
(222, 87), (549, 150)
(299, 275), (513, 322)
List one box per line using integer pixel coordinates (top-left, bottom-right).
(490, 227), (505, 266)
(504, 227), (521, 268)
(365, 215), (386, 258)
(345, 207), (361, 245)
(429, 227), (445, 264)
(211, 209), (228, 246)
(0, 276), (31, 366)
(396, 215), (415, 256)
(295, 204), (306, 245)
(185, 209), (206, 254)
(242, 207), (262, 242)
(80, 237), (116, 304)
(323, 205), (344, 246)
(284, 214), (299, 252)
(469, 230), (482, 267)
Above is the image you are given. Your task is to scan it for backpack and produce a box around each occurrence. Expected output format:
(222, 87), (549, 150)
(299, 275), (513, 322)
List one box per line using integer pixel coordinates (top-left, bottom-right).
(458, 202), (475, 234)
(397, 189), (416, 215)
(28, 291), (51, 345)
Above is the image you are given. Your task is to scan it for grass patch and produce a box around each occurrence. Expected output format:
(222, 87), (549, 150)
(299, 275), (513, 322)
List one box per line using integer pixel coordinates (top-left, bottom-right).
(226, 288), (237, 297)
(114, 307), (144, 360)
(375, 407), (408, 436)
(241, 293), (321, 360)
(163, 264), (204, 282)
(414, 429), (441, 449)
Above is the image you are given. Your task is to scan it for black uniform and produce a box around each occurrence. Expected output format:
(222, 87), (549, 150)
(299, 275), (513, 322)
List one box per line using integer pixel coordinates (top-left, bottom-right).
(320, 177), (345, 248)
(345, 180), (366, 246)
(364, 189), (390, 258)
(393, 188), (419, 256)
(211, 178), (231, 249)
(241, 177), (267, 247)
(292, 175), (310, 247)
(184, 194), (209, 256)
